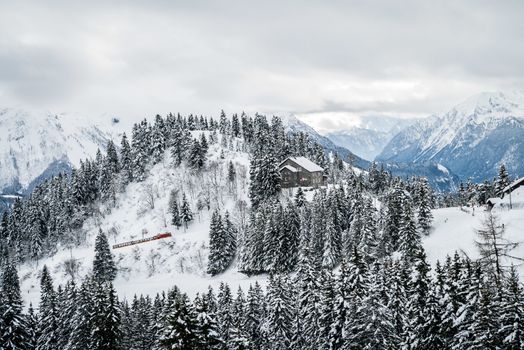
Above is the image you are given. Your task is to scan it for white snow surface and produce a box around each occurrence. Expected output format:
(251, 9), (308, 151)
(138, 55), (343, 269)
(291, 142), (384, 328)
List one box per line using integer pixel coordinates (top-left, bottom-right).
(424, 186), (524, 268)
(0, 107), (123, 191)
(284, 156), (324, 172)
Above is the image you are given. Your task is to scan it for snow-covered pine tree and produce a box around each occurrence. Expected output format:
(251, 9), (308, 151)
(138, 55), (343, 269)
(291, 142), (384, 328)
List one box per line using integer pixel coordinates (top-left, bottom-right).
(168, 189), (182, 228)
(188, 139), (206, 171)
(499, 265), (524, 349)
(57, 281), (76, 349)
(180, 193), (193, 229)
(248, 154), (281, 208)
(120, 133), (133, 185)
(0, 262), (29, 349)
(27, 303), (38, 350)
(131, 122), (148, 181)
(495, 163), (510, 197)
(92, 229), (117, 282)
(265, 275), (293, 350)
(223, 211), (237, 269)
(194, 293), (223, 349)
(36, 265), (59, 350)
(401, 249), (431, 350)
(216, 283), (234, 347)
(170, 125), (191, 166)
(398, 201), (422, 263)
(317, 269), (335, 349)
(158, 293), (199, 349)
(229, 287), (249, 349)
(89, 282), (121, 350)
(227, 161), (236, 183)
(151, 115), (167, 164)
(231, 113), (241, 137)
(105, 139), (120, 175)
(417, 177), (434, 234)
(207, 210), (227, 276)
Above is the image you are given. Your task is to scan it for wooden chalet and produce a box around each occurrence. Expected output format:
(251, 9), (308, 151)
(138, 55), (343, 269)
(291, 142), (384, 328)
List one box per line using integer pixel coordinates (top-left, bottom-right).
(279, 156), (326, 188)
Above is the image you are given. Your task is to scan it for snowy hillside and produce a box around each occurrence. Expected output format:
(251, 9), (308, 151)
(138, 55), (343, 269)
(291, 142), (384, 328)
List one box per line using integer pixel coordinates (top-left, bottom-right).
(424, 186), (524, 270)
(0, 107), (122, 194)
(377, 91), (524, 181)
(17, 132), (264, 304)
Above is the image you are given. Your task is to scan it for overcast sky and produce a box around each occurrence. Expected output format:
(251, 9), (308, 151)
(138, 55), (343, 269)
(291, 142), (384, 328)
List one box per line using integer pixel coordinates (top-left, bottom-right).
(1, 0), (523, 133)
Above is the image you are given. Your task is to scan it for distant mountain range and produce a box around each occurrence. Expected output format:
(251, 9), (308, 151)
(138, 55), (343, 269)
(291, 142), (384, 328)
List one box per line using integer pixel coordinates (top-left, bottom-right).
(325, 116), (418, 161)
(3, 91), (521, 203)
(376, 91), (524, 182)
(283, 114), (457, 191)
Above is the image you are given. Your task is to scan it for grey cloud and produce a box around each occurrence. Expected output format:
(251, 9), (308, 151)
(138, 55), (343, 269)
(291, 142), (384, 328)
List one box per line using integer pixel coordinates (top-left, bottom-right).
(0, 0), (523, 131)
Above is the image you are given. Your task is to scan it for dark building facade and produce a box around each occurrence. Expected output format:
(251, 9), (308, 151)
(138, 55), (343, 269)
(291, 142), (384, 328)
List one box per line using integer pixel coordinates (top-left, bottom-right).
(279, 157), (326, 188)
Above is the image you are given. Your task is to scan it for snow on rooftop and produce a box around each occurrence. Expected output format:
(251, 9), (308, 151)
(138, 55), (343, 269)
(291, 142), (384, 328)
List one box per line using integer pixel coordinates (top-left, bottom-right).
(287, 156), (324, 172)
(280, 165), (298, 172)
(503, 177), (524, 193)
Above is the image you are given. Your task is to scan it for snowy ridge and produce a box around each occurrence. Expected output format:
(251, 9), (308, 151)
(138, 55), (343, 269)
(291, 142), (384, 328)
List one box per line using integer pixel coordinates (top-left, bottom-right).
(377, 91), (524, 181)
(0, 107), (122, 193)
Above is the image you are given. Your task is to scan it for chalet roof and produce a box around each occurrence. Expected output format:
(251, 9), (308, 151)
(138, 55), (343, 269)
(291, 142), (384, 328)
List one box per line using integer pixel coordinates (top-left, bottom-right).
(486, 197), (501, 205)
(503, 177), (524, 194)
(280, 165), (298, 173)
(281, 156), (324, 172)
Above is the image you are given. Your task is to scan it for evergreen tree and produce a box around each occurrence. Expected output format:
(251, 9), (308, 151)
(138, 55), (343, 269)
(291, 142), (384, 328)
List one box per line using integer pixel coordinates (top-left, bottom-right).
(207, 210), (227, 276)
(26, 303), (38, 350)
(158, 293), (199, 349)
(36, 266), (59, 350)
(217, 283), (234, 348)
(398, 201), (422, 263)
(499, 266), (524, 349)
(120, 133), (133, 184)
(194, 293), (223, 349)
(188, 139), (206, 170)
(244, 283), (265, 349)
(227, 161), (236, 183)
(249, 154), (281, 208)
(265, 275), (293, 349)
(93, 229), (117, 282)
(57, 281), (77, 349)
(0, 262), (29, 349)
(417, 177), (434, 234)
(180, 193), (193, 229)
(168, 189), (182, 228)
(495, 163), (510, 197)
(90, 282), (121, 350)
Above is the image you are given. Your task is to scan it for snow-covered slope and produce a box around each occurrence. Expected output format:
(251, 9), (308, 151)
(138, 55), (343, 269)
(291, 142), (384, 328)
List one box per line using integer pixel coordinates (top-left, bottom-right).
(377, 91), (524, 181)
(18, 133), (264, 305)
(0, 107), (122, 194)
(326, 116), (417, 161)
(424, 186), (524, 270)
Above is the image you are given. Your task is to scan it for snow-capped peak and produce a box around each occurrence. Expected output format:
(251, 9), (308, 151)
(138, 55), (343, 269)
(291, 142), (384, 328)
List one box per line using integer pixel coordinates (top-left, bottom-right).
(0, 107), (120, 193)
(377, 91), (524, 181)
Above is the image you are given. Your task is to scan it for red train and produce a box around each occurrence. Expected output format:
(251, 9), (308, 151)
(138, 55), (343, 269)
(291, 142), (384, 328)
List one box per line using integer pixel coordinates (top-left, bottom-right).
(112, 232), (172, 249)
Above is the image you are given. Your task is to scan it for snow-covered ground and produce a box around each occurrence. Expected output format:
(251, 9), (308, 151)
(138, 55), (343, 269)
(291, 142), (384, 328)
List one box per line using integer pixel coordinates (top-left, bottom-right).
(424, 186), (524, 269)
(18, 134), (268, 305)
